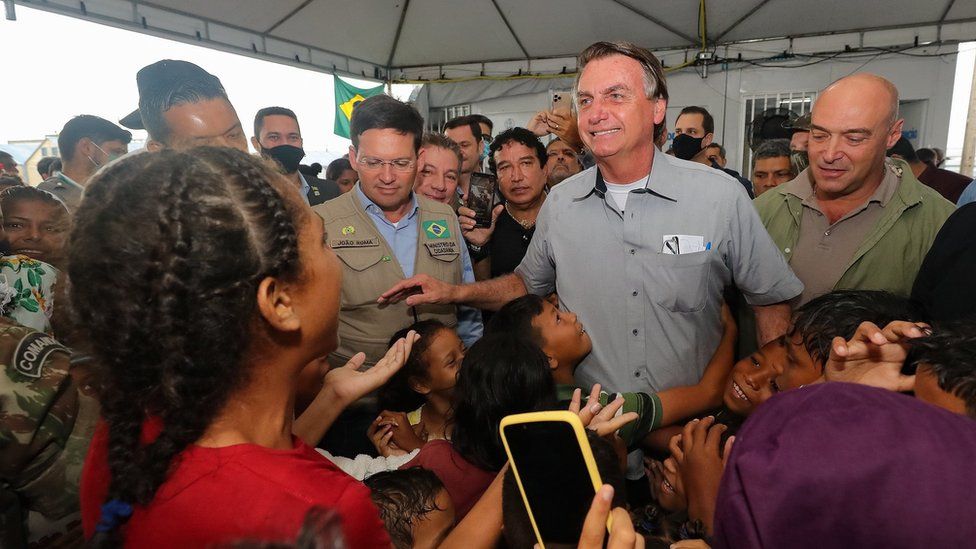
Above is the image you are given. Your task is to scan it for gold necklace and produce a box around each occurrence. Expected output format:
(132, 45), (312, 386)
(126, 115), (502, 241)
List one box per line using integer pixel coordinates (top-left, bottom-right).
(505, 203), (536, 229)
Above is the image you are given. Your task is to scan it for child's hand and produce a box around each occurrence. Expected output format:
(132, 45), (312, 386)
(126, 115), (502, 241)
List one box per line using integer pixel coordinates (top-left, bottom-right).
(568, 386), (639, 437)
(377, 410), (426, 453)
(573, 485), (643, 549)
(678, 417), (727, 536)
(645, 458), (687, 513)
(323, 331), (419, 406)
(668, 432), (685, 463)
(645, 459), (663, 500)
(825, 320), (927, 392)
(368, 415), (405, 457)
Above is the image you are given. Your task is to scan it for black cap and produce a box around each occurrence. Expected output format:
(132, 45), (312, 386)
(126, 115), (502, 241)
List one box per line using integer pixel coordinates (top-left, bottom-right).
(119, 109), (144, 130)
(136, 59), (219, 96)
(789, 112), (811, 133)
(130, 60), (223, 129)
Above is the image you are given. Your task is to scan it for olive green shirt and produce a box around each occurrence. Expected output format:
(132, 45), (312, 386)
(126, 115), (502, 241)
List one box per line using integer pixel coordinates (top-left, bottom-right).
(788, 162), (900, 304)
(754, 159), (955, 298)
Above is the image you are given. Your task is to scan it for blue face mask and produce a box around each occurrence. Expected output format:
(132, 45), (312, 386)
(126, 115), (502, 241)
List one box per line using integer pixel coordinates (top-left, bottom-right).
(480, 140), (490, 160)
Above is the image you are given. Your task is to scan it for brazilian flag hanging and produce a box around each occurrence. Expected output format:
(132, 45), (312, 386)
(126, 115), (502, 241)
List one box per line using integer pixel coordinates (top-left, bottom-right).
(334, 77), (385, 138)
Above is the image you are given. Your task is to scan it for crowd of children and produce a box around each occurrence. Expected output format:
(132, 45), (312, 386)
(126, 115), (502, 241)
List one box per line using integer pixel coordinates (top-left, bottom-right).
(0, 137), (973, 549)
(1, 66), (975, 549)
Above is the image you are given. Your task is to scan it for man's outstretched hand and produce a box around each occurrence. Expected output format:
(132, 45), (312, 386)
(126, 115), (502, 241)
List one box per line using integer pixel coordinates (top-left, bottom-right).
(379, 274), (459, 307)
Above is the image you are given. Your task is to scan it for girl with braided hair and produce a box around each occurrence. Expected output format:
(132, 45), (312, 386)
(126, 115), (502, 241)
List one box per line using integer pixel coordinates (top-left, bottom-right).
(71, 147), (397, 547)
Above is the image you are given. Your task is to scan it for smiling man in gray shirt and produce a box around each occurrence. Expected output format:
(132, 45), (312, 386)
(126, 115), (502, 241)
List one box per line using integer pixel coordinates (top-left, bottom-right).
(382, 41), (801, 393)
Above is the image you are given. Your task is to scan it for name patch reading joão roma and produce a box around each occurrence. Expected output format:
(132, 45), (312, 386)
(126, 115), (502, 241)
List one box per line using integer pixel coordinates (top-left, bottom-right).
(330, 237), (380, 249)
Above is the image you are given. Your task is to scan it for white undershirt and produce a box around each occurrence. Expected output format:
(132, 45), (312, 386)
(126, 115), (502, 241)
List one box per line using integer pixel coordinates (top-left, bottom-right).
(604, 174), (649, 211)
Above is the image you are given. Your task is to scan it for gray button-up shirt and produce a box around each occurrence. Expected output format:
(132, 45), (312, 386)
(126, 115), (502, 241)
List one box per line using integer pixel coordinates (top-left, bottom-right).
(515, 153), (803, 393)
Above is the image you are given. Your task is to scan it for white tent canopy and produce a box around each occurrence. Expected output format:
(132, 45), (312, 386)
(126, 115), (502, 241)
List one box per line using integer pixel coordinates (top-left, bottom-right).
(12, 0), (976, 79)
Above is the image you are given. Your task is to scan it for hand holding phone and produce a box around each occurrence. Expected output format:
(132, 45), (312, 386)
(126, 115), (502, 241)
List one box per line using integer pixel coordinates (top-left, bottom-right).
(551, 89), (571, 111)
(500, 411), (608, 547)
(467, 172), (497, 228)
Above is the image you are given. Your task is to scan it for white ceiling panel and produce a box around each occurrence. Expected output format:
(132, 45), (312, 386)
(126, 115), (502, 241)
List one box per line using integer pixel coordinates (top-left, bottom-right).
(498, 0), (700, 58)
(270, 0), (403, 66)
(15, 0), (976, 73)
(391, 0), (527, 67)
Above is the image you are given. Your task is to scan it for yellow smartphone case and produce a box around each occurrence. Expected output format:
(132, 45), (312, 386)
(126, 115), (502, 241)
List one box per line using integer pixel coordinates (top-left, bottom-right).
(499, 410), (610, 549)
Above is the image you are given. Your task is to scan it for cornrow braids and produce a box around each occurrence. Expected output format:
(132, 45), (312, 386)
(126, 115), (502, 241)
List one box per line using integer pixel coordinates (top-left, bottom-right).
(68, 147), (303, 546)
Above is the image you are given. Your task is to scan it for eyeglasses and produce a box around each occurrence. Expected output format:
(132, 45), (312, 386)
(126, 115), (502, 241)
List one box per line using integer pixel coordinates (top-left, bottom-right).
(356, 156), (416, 172)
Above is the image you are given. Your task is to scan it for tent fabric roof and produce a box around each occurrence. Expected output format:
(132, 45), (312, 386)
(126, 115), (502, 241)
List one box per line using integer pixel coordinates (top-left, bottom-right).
(17, 0), (976, 74)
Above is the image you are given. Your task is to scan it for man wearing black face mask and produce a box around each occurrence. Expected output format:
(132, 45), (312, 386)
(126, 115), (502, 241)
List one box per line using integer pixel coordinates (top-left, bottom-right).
(673, 106), (715, 164)
(252, 107), (340, 205)
(674, 106), (754, 197)
(37, 115), (132, 212)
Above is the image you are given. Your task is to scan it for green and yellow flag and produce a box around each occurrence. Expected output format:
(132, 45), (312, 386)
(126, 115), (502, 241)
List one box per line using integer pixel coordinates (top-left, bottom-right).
(334, 77), (385, 138)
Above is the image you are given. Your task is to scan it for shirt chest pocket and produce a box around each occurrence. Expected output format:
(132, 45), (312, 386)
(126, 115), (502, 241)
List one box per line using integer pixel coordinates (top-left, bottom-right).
(333, 244), (392, 308)
(643, 251), (712, 313)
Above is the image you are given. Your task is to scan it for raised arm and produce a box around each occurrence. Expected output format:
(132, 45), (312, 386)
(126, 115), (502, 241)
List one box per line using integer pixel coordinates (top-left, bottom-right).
(293, 332), (417, 445)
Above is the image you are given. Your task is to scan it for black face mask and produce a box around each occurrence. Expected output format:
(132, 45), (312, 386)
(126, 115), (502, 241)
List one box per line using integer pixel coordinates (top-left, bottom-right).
(263, 144), (305, 174)
(791, 150), (809, 174)
(671, 133), (705, 161)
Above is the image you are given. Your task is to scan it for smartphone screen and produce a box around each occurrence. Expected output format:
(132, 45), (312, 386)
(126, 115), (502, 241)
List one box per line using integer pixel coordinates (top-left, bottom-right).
(503, 420), (599, 544)
(468, 172), (497, 228)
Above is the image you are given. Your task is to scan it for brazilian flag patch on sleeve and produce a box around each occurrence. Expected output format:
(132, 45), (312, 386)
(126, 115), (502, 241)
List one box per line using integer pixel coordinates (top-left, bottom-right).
(422, 220), (451, 239)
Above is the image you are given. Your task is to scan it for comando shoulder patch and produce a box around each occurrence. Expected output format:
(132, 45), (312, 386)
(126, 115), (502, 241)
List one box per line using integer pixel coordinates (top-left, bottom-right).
(12, 331), (69, 379)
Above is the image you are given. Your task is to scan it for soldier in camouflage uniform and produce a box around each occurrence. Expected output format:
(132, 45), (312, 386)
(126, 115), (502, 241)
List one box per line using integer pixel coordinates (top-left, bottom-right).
(0, 317), (98, 547)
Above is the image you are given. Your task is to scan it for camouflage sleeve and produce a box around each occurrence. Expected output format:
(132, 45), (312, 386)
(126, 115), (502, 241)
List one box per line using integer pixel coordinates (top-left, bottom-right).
(0, 324), (75, 508)
(599, 390), (662, 449)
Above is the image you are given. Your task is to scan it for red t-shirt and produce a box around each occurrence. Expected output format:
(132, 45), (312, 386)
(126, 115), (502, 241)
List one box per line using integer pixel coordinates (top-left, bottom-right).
(401, 439), (495, 519)
(81, 422), (390, 548)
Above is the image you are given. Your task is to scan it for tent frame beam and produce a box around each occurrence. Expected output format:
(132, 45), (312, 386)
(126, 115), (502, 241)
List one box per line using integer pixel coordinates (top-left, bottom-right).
(386, 0), (411, 68)
(14, 0), (976, 77)
(715, 0), (774, 43)
(392, 16), (976, 70)
(14, 0), (386, 80)
(490, 0), (531, 60)
(940, 0), (957, 22)
(264, 0), (314, 34)
(608, 0), (698, 46)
